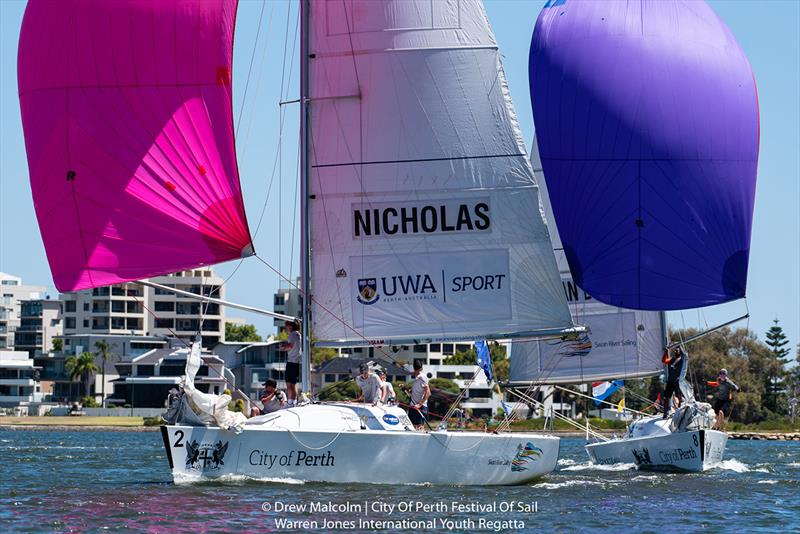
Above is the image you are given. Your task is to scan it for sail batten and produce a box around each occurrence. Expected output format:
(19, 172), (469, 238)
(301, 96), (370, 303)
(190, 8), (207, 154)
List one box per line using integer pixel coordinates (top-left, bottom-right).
(308, 0), (573, 345)
(18, 0), (253, 292)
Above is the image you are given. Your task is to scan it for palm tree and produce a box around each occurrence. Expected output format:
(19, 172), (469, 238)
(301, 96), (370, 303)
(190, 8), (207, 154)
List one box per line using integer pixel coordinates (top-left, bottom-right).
(95, 340), (117, 408)
(65, 352), (99, 399)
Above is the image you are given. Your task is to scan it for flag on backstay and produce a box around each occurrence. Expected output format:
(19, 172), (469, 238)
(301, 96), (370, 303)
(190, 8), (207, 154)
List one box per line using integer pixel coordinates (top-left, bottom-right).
(592, 380), (623, 406)
(475, 339), (492, 383)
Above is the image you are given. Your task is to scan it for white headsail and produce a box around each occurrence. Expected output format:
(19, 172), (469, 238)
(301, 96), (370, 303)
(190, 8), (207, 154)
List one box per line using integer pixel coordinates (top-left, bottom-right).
(509, 139), (666, 384)
(307, 0), (573, 346)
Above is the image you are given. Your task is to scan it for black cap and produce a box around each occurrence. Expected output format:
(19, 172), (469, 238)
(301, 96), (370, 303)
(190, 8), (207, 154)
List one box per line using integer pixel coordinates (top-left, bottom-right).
(359, 363), (369, 373)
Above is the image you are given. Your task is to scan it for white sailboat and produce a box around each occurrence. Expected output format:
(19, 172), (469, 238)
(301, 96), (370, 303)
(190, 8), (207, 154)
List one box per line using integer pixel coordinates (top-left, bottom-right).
(520, 0), (758, 472)
(157, 0), (582, 485)
(507, 136), (737, 475)
(15, 0), (583, 486)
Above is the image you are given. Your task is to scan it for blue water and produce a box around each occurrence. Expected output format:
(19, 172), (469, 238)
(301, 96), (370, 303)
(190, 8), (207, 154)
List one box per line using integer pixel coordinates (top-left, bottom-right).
(0, 429), (798, 532)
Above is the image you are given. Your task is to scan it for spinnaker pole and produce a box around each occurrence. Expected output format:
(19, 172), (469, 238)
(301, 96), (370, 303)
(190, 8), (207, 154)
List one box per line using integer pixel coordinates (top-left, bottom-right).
(299, 0), (312, 394)
(666, 314), (750, 349)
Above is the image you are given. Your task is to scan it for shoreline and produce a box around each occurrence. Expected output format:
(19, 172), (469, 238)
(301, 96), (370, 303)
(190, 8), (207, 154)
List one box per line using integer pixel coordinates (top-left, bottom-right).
(0, 424), (159, 432)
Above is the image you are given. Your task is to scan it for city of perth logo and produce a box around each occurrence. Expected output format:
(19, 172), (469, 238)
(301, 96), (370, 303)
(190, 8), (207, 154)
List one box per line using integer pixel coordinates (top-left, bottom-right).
(357, 278), (379, 305)
(185, 440), (229, 471)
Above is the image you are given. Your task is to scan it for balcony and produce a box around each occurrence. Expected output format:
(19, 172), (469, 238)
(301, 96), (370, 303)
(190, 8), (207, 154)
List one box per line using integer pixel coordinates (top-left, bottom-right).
(0, 395), (36, 403)
(0, 378), (35, 387)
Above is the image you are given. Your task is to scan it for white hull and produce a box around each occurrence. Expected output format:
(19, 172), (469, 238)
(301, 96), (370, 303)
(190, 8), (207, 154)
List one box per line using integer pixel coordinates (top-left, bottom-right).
(585, 429), (727, 472)
(160, 404), (560, 486)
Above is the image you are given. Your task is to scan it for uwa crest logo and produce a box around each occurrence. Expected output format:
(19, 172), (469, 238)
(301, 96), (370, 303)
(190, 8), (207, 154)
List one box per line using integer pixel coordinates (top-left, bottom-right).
(357, 278), (379, 305)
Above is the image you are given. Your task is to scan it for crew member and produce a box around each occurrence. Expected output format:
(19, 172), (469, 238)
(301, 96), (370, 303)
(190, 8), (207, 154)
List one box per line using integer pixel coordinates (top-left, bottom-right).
(708, 368), (740, 430)
(355, 363), (382, 405)
(661, 346), (686, 418)
(377, 369), (396, 405)
(282, 320), (302, 407)
(250, 379), (287, 417)
(407, 360), (431, 431)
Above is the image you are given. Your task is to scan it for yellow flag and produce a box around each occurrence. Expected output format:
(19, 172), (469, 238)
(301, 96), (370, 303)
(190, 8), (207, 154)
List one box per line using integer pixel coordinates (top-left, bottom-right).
(617, 397), (625, 412)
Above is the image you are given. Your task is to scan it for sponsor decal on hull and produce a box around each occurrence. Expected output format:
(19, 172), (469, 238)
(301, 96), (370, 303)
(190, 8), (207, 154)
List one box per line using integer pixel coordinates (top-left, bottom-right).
(185, 440), (228, 472)
(511, 442), (543, 472)
(631, 447), (653, 466)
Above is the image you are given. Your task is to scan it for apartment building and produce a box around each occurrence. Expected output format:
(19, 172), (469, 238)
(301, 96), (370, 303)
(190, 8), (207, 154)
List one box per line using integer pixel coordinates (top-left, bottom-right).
(13, 299), (62, 356)
(0, 350), (42, 409)
(0, 273), (46, 350)
(272, 278), (301, 333)
(60, 269), (226, 349)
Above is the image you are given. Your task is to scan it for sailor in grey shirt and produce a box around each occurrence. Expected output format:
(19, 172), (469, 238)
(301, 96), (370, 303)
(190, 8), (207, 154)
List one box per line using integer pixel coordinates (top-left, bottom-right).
(355, 363), (382, 405)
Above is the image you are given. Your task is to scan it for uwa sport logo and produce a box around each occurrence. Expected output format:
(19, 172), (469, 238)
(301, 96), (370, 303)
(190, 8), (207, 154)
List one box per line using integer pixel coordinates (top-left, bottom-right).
(356, 274), (438, 305)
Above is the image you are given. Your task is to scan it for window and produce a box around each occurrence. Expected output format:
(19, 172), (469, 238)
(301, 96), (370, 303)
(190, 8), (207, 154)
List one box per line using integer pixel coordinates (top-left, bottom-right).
(65, 301), (76, 313)
(83, 303), (89, 311)
(136, 365), (155, 376)
(154, 302), (174, 312)
(429, 344), (441, 352)
(159, 365), (184, 377)
(111, 317), (125, 330)
(111, 301), (125, 313)
(413, 344), (427, 353)
(324, 374), (336, 383)
(338, 374), (350, 381)
(442, 343), (454, 355)
(65, 318), (76, 329)
(154, 285), (174, 295)
(274, 295), (285, 306)
(83, 320), (89, 328)
(155, 318), (174, 328)
(455, 344), (470, 354)
(468, 388), (491, 399)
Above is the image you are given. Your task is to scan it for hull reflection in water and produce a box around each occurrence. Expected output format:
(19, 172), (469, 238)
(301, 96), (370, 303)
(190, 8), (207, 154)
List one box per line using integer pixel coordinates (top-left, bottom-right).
(160, 403), (559, 485)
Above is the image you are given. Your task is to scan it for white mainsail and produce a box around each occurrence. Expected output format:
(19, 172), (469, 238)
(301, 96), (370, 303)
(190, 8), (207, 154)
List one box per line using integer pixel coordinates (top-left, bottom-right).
(509, 139), (666, 384)
(307, 0), (572, 346)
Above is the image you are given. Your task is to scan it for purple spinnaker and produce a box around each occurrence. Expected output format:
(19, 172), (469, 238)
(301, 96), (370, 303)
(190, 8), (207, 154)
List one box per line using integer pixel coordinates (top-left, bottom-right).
(529, 0), (758, 310)
(18, 0), (253, 292)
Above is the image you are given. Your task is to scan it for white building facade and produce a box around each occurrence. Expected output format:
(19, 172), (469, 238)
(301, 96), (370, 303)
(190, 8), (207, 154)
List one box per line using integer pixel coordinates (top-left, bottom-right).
(60, 269), (226, 349)
(0, 350), (42, 410)
(0, 273), (46, 350)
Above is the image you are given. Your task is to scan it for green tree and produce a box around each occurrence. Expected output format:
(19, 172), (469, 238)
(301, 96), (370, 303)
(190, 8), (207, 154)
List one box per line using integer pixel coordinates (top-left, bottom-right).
(765, 318), (791, 361)
(445, 342), (509, 381)
(225, 323), (262, 342)
(65, 352), (99, 399)
(429, 377), (460, 394)
(94, 340), (117, 408)
(672, 326), (782, 423)
(51, 338), (63, 352)
(312, 346), (338, 367)
(764, 319), (790, 412)
(318, 380), (360, 401)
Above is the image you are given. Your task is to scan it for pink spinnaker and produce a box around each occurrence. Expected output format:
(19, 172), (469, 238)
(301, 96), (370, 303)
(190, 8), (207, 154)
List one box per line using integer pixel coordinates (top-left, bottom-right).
(18, 0), (253, 292)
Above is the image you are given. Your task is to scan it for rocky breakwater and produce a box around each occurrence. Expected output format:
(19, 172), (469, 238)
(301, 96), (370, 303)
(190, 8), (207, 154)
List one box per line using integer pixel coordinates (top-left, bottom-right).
(729, 432), (800, 441)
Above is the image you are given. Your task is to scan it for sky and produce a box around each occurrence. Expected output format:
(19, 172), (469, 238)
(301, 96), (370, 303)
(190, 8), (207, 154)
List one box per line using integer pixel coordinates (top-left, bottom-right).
(1, 0), (798, 354)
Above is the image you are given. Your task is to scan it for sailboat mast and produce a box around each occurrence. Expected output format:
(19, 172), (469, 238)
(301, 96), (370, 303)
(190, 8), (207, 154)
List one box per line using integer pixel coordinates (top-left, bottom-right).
(299, 0), (311, 394)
